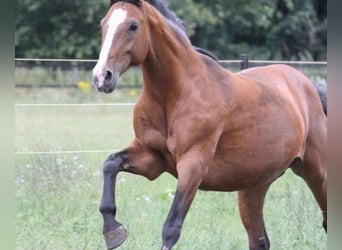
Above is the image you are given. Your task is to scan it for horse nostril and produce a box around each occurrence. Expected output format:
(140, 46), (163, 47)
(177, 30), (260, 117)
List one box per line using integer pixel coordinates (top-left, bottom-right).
(105, 70), (112, 81)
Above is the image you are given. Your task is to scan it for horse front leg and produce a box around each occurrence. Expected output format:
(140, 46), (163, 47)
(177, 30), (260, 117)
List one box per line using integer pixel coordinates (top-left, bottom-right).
(161, 155), (208, 250)
(100, 139), (165, 249)
(99, 150), (128, 250)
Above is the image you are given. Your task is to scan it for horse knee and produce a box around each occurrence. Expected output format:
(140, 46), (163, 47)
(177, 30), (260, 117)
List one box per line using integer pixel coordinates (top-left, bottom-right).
(103, 153), (125, 175)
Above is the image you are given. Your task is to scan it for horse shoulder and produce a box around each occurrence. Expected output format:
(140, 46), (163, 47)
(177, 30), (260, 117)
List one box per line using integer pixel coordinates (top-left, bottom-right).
(165, 93), (226, 162)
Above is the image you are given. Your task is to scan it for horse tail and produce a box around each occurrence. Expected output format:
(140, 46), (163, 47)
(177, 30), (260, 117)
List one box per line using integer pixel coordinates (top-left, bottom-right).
(313, 81), (327, 115)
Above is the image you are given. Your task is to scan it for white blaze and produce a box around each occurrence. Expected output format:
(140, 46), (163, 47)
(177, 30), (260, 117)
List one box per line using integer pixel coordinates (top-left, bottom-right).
(93, 9), (127, 86)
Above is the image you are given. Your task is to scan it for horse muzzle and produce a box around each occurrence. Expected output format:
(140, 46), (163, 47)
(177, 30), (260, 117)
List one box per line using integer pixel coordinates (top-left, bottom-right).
(92, 70), (119, 94)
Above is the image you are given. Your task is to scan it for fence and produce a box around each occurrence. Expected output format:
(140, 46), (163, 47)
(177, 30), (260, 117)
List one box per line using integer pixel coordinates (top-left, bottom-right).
(15, 56), (327, 156)
(15, 55), (327, 89)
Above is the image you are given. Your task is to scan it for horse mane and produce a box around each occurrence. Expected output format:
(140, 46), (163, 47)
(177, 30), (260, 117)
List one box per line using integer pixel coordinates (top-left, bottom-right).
(109, 0), (219, 61)
(144, 0), (187, 33)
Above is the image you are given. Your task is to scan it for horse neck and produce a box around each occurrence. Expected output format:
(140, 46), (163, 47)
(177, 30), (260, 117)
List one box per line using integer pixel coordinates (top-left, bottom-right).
(141, 6), (200, 103)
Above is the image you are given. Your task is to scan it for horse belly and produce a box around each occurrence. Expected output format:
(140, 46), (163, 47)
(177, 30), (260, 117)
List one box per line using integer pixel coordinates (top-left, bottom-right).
(199, 157), (286, 191)
(199, 126), (302, 191)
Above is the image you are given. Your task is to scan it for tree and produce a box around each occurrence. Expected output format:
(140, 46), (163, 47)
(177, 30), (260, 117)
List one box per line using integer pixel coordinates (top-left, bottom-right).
(266, 0), (327, 60)
(170, 0), (326, 60)
(15, 0), (326, 60)
(15, 0), (107, 58)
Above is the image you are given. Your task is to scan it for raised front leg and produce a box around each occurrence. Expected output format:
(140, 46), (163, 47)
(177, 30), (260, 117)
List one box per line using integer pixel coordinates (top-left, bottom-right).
(161, 155), (208, 250)
(99, 150), (128, 249)
(99, 139), (165, 249)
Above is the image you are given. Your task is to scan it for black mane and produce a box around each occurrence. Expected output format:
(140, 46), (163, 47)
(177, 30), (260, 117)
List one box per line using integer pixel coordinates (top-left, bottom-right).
(109, 0), (219, 61)
(145, 0), (187, 33)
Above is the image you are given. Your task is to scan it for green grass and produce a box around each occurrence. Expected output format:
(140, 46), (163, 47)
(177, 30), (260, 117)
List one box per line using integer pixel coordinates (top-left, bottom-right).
(15, 77), (327, 249)
(15, 153), (327, 249)
(15, 64), (143, 89)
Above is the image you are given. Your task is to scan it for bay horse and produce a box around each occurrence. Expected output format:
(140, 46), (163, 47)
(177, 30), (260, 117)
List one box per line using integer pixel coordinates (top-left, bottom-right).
(92, 0), (327, 249)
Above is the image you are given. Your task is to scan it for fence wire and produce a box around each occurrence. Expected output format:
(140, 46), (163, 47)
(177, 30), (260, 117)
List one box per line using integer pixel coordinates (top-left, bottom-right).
(15, 58), (327, 155)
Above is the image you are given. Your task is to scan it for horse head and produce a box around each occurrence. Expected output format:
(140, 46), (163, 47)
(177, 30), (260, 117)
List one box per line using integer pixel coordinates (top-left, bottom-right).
(92, 0), (149, 93)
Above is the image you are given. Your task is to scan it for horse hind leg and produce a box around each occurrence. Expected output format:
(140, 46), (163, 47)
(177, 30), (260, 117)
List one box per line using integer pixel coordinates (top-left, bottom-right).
(238, 183), (272, 250)
(290, 135), (327, 232)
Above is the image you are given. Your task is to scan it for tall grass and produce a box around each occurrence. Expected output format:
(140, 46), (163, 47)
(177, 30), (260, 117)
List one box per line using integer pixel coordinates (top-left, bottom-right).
(15, 152), (327, 249)
(15, 69), (327, 249)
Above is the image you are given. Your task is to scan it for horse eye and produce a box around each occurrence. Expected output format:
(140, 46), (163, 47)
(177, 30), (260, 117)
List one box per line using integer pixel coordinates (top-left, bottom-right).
(129, 23), (139, 31)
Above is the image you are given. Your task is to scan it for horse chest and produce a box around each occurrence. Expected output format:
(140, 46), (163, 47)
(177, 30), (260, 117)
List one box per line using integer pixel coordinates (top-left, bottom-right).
(134, 112), (169, 153)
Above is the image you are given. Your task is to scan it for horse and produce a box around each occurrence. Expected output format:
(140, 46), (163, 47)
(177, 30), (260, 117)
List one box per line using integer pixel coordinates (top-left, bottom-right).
(92, 1), (327, 249)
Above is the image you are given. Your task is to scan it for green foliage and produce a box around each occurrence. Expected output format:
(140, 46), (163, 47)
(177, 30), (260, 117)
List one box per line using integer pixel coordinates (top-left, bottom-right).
(170, 0), (326, 60)
(15, 0), (326, 60)
(266, 0), (327, 60)
(15, 0), (108, 58)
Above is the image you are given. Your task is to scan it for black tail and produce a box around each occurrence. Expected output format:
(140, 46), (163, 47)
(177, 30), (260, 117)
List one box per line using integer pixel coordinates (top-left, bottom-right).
(313, 81), (327, 115)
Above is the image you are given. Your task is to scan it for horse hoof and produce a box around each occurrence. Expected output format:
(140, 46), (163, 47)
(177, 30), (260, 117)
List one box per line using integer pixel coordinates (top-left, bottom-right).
(104, 225), (127, 249)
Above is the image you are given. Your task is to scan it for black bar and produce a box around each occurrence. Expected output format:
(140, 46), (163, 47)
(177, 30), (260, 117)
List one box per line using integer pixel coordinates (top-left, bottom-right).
(240, 54), (249, 70)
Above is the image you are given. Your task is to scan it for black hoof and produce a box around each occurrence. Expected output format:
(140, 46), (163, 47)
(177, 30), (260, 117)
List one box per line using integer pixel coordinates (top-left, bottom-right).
(104, 225), (127, 249)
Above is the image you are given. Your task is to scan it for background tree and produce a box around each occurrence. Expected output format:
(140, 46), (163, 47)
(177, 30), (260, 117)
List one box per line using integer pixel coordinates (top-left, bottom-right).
(265, 0), (327, 60)
(15, 0), (106, 58)
(15, 0), (326, 60)
(169, 0), (326, 60)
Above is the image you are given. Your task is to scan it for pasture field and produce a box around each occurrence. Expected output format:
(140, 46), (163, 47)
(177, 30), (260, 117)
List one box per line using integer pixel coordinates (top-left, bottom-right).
(15, 73), (327, 249)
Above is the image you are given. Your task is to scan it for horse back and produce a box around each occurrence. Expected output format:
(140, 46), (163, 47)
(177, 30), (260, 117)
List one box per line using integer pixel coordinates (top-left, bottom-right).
(237, 64), (325, 119)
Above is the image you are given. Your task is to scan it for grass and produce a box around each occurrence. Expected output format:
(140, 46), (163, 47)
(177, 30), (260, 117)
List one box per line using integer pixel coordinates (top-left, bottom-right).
(15, 152), (327, 249)
(15, 63), (143, 89)
(15, 68), (327, 249)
